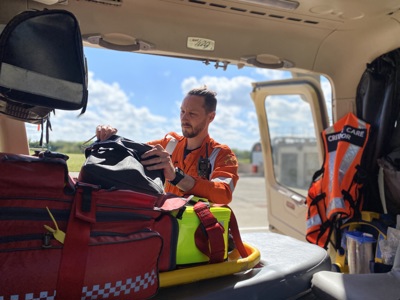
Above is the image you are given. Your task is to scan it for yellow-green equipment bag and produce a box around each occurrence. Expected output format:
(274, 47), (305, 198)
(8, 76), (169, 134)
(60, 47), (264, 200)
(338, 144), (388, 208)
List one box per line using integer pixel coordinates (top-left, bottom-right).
(176, 203), (231, 265)
(173, 198), (248, 266)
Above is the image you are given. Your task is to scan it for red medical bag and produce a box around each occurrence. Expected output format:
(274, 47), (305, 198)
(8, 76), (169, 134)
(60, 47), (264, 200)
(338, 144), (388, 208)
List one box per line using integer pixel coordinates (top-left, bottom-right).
(0, 152), (181, 300)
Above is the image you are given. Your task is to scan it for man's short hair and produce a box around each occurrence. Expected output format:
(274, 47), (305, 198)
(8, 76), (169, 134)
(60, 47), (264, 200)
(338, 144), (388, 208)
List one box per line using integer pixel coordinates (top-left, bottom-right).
(187, 86), (217, 113)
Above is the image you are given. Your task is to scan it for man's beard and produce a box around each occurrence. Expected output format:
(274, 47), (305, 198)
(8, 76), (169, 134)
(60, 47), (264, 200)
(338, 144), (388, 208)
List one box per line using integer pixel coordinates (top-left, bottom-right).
(181, 119), (207, 138)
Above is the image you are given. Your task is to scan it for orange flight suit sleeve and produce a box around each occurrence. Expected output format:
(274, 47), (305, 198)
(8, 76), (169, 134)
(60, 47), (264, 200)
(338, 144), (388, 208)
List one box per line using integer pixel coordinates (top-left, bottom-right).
(186, 148), (239, 204)
(147, 138), (167, 148)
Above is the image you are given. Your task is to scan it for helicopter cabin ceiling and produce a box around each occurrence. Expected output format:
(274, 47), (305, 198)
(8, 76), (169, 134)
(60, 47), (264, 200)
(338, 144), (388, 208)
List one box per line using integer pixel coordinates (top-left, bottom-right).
(1, 0), (400, 79)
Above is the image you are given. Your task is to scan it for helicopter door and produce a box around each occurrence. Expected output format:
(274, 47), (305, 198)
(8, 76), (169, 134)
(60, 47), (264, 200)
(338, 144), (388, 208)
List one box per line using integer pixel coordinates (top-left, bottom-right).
(251, 77), (330, 241)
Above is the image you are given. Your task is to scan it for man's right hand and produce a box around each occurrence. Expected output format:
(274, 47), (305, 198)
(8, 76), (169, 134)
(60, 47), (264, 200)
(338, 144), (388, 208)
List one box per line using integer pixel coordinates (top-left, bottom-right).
(96, 125), (118, 141)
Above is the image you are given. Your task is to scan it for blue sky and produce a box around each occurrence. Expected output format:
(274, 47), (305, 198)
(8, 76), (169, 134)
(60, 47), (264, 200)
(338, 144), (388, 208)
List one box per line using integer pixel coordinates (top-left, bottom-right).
(26, 47), (329, 151)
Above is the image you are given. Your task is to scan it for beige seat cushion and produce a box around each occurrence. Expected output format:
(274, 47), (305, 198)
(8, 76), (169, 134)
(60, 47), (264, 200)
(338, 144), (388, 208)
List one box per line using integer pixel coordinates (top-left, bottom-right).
(311, 243), (400, 300)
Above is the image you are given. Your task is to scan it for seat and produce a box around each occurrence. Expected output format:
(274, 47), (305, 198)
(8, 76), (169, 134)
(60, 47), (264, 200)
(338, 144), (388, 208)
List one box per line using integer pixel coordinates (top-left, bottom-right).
(157, 232), (331, 300)
(311, 242), (400, 300)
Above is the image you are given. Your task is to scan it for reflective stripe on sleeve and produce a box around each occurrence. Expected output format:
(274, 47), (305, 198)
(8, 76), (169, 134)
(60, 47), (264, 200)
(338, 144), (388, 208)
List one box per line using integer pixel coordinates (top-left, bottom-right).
(211, 177), (235, 192)
(165, 136), (178, 155)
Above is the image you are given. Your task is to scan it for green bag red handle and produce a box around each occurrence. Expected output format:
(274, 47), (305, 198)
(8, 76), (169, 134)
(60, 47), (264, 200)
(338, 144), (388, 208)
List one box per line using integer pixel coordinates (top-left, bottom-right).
(193, 201), (249, 264)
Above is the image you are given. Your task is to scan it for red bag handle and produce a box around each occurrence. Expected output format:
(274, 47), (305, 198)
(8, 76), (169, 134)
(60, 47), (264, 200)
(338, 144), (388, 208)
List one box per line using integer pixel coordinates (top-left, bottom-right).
(193, 201), (225, 263)
(56, 186), (96, 299)
(193, 202), (249, 264)
(227, 207), (249, 258)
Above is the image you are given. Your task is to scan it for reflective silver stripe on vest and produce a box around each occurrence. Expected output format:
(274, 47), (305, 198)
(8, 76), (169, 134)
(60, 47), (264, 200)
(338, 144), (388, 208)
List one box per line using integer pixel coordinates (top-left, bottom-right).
(326, 118), (367, 217)
(306, 214), (322, 229)
(328, 152), (335, 197)
(327, 197), (346, 217)
(0, 63), (83, 104)
(325, 126), (336, 200)
(337, 117), (366, 187)
(326, 143), (357, 217)
(165, 135), (178, 154)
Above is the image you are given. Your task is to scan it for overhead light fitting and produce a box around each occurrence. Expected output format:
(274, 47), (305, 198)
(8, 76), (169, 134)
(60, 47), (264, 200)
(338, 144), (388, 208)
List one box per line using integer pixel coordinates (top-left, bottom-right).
(237, 0), (299, 11)
(83, 0), (122, 6)
(83, 34), (155, 52)
(32, 0), (68, 5)
(242, 55), (294, 69)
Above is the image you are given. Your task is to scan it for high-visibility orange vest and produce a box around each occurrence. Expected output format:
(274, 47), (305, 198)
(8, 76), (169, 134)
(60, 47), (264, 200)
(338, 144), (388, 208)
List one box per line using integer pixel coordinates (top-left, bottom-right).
(306, 112), (370, 248)
(148, 132), (239, 204)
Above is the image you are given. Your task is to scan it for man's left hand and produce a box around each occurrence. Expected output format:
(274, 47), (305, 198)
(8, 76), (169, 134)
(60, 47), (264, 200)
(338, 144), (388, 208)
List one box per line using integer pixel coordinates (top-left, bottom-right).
(141, 144), (175, 181)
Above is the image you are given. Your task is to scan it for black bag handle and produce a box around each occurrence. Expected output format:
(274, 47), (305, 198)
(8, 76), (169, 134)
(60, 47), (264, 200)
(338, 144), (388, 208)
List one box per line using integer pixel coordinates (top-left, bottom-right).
(85, 135), (155, 162)
(82, 135), (165, 191)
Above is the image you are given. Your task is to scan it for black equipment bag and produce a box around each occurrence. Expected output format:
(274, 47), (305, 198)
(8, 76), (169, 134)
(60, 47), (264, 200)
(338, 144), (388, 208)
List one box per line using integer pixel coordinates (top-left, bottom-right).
(79, 135), (165, 195)
(0, 9), (88, 124)
(356, 49), (400, 213)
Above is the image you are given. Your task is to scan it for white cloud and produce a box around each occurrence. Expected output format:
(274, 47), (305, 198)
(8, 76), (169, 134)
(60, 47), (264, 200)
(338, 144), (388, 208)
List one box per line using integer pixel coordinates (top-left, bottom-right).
(26, 72), (259, 150)
(182, 75), (254, 107)
(181, 75), (261, 150)
(25, 69), (332, 152)
(26, 72), (172, 145)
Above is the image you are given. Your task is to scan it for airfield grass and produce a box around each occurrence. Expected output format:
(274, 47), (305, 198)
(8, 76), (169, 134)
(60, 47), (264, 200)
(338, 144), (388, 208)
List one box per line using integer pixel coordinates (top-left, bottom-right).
(66, 153), (86, 172)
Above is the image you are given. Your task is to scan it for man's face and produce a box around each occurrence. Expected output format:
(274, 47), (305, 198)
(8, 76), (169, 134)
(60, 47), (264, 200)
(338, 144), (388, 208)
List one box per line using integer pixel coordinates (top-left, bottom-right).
(180, 95), (214, 138)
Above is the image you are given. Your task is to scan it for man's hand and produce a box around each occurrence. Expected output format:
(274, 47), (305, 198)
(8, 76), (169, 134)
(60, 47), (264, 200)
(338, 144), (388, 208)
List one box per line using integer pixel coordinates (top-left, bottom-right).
(141, 144), (176, 181)
(96, 125), (118, 141)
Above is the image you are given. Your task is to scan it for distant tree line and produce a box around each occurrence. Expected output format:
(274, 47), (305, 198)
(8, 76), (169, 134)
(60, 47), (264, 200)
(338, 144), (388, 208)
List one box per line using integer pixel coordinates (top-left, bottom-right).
(232, 149), (251, 163)
(29, 140), (251, 162)
(29, 140), (86, 154)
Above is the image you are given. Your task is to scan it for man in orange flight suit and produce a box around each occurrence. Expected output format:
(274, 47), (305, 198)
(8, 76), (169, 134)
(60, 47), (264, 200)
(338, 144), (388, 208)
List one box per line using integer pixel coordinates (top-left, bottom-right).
(96, 87), (239, 205)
